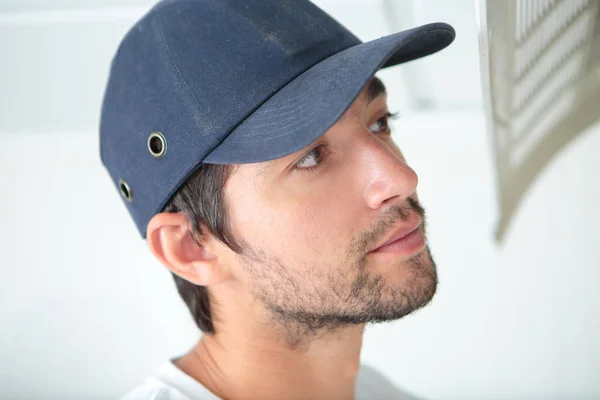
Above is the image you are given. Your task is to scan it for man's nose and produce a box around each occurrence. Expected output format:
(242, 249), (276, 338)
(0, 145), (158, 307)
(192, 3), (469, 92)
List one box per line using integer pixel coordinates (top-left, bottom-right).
(360, 136), (418, 210)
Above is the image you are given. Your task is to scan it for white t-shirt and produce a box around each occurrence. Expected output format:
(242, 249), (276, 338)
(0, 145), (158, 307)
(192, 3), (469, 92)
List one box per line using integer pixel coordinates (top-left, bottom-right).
(122, 360), (425, 400)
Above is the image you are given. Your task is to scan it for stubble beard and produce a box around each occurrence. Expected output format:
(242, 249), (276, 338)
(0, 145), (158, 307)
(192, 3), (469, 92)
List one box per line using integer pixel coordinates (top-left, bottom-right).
(237, 198), (438, 346)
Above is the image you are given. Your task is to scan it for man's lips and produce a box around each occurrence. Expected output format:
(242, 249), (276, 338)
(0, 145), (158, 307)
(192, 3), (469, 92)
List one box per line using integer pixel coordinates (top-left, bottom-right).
(369, 216), (423, 253)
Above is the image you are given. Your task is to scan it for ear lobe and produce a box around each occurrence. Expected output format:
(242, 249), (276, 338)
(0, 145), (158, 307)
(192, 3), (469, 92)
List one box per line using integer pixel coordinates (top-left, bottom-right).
(146, 212), (231, 286)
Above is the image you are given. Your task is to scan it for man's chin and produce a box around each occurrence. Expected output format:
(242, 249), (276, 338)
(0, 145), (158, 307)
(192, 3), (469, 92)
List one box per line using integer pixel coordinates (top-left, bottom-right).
(370, 246), (438, 322)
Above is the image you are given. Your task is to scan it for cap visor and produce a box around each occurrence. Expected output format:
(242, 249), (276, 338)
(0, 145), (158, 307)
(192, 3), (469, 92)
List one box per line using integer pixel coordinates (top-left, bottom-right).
(204, 22), (455, 164)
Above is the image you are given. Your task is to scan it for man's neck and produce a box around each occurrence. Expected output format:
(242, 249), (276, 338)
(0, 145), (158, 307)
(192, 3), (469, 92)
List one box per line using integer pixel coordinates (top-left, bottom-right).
(174, 323), (366, 400)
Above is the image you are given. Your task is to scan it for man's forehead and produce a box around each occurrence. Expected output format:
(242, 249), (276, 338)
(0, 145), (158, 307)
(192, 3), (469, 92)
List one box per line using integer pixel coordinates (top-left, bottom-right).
(249, 76), (387, 176)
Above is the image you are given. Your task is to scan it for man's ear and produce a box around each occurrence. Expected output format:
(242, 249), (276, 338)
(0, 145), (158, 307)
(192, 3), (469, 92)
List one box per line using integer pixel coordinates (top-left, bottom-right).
(146, 212), (231, 286)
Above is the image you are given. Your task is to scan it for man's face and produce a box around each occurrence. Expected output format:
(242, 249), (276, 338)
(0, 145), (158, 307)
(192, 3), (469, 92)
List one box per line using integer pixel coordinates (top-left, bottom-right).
(222, 77), (437, 333)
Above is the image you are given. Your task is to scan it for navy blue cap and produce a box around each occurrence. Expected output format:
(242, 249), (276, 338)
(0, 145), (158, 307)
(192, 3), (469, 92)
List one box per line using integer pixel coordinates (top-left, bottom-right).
(99, 0), (455, 238)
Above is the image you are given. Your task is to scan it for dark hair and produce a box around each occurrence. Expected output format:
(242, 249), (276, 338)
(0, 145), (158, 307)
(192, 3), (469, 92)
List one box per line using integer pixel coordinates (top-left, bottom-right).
(161, 163), (240, 334)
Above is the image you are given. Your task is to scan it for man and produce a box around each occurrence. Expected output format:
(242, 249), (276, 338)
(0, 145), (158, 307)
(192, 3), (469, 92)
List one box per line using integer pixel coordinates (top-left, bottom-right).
(100, 0), (455, 398)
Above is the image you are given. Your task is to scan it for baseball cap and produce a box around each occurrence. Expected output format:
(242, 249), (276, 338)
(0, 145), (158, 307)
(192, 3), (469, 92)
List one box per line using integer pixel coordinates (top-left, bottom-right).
(99, 0), (455, 238)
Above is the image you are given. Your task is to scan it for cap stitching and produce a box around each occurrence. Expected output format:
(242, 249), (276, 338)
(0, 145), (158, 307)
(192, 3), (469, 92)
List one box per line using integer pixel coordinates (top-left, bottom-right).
(220, 26), (456, 145)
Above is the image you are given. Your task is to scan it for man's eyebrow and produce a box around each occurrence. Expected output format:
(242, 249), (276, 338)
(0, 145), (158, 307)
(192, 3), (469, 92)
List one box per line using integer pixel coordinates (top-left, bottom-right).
(366, 76), (387, 105)
(339, 77), (387, 124)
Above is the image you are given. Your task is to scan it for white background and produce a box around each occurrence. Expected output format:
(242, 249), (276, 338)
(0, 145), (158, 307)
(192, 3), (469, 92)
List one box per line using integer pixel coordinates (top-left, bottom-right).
(0, 0), (599, 399)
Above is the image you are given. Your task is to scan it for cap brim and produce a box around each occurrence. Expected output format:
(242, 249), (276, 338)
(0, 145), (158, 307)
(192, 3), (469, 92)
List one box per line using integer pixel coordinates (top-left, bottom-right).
(203, 22), (455, 164)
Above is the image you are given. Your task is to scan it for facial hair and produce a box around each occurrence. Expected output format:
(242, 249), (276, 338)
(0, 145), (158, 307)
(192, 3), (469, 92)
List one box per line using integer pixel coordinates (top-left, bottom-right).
(236, 197), (438, 343)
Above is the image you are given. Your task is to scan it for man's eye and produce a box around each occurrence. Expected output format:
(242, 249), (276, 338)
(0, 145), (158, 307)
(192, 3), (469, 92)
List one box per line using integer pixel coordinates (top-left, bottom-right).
(369, 112), (397, 134)
(295, 145), (325, 171)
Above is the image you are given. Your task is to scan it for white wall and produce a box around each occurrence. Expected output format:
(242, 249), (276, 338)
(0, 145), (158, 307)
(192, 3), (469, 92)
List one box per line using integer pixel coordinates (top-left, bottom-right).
(1, 1), (599, 399)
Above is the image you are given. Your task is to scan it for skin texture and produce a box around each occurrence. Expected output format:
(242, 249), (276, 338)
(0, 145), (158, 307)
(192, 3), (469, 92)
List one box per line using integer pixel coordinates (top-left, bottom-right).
(147, 76), (438, 400)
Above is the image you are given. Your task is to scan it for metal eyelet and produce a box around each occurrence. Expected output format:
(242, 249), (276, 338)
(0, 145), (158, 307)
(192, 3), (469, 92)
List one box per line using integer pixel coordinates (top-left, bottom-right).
(148, 131), (167, 158)
(119, 179), (133, 202)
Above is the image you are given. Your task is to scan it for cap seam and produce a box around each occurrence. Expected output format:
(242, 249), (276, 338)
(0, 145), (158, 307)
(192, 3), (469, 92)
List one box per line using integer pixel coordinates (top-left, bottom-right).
(219, 25), (455, 145)
(155, 11), (219, 142)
